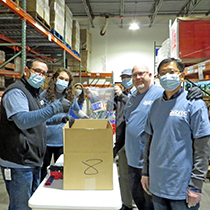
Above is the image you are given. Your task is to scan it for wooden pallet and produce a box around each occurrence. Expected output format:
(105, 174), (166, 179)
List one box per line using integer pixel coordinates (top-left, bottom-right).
(28, 12), (51, 31)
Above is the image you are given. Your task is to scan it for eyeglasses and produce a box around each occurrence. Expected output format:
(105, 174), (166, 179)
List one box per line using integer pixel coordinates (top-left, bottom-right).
(159, 68), (180, 76)
(132, 71), (148, 78)
(30, 68), (47, 77)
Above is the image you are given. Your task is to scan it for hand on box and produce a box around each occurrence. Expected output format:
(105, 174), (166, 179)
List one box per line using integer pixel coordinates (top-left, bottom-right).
(62, 115), (75, 128)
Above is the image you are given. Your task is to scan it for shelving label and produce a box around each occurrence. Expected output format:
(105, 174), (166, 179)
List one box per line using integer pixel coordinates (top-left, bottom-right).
(48, 34), (52, 42)
(35, 23), (45, 33)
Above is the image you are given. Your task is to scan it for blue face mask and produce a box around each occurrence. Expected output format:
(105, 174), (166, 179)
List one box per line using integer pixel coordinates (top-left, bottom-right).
(159, 73), (181, 91)
(56, 79), (68, 91)
(76, 89), (82, 96)
(122, 78), (133, 89)
(27, 72), (45, 89)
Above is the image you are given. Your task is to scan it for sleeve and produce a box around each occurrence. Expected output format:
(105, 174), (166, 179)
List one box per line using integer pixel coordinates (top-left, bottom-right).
(188, 135), (210, 191)
(118, 92), (129, 103)
(114, 120), (126, 154)
(142, 133), (152, 176)
(144, 109), (153, 136)
(73, 109), (89, 119)
(46, 113), (66, 125)
(11, 100), (63, 130)
(3, 89), (29, 119)
(190, 101), (210, 139)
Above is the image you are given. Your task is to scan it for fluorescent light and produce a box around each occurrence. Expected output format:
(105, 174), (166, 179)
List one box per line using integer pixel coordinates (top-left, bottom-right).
(129, 22), (140, 30)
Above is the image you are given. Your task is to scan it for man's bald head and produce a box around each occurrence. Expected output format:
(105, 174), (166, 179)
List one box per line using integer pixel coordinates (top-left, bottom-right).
(132, 64), (149, 73)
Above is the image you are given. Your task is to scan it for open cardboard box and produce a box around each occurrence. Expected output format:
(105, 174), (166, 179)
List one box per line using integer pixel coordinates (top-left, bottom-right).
(63, 119), (113, 190)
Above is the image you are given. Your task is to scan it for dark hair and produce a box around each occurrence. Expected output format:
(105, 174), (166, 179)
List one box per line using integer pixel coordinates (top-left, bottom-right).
(26, 59), (47, 69)
(157, 58), (185, 74)
(74, 83), (85, 105)
(46, 68), (74, 103)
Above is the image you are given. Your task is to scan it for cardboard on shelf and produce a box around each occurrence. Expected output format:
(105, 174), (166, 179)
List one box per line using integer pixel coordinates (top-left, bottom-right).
(171, 17), (210, 64)
(80, 29), (92, 53)
(63, 119), (113, 190)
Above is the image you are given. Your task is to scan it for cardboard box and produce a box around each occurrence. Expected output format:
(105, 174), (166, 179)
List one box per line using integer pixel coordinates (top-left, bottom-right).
(72, 20), (80, 53)
(170, 17), (210, 64)
(80, 29), (92, 52)
(26, 0), (44, 18)
(63, 119), (113, 190)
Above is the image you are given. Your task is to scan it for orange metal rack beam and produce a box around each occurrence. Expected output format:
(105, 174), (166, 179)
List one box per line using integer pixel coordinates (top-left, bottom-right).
(0, 34), (54, 62)
(0, 69), (21, 78)
(0, 0), (81, 62)
(72, 72), (113, 78)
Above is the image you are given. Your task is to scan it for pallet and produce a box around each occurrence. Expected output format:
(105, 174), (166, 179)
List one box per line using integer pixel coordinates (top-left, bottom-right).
(50, 29), (64, 42)
(28, 12), (51, 31)
(65, 43), (71, 50)
(72, 50), (81, 58)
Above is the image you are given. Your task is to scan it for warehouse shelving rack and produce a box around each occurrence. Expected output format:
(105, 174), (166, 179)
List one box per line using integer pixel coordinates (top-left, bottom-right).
(72, 72), (113, 87)
(0, 0), (81, 75)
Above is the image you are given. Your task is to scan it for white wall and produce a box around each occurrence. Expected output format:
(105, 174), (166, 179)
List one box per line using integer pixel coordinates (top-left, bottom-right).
(88, 17), (171, 82)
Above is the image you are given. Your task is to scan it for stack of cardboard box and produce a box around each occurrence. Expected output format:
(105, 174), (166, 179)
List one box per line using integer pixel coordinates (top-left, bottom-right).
(65, 5), (73, 48)
(72, 20), (80, 53)
(49, 0), (65, 37)
(23, 0), (50, 28)
(67, 29), (92, 72)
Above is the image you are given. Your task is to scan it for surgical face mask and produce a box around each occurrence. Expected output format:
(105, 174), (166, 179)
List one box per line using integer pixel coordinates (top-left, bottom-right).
(76, 89), (82, 95)
(159, 73), (181, 91)
(122, 78), (133, 89)
(27, 72), (45, 89)
(56, 79), (68, 91)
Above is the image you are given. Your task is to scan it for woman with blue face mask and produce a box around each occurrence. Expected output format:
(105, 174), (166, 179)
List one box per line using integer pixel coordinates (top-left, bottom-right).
(69, 83), (87, 119)
(40, 68), (75, 181)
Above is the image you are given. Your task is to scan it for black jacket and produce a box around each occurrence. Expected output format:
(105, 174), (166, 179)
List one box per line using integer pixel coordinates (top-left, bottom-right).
(113, 90), (129, 157)
(0, 77), (46, 167)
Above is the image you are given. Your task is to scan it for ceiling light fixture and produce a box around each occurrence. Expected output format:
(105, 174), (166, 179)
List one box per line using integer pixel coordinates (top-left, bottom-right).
(129, 2), (140, 30)
(129, 22), (140, 30)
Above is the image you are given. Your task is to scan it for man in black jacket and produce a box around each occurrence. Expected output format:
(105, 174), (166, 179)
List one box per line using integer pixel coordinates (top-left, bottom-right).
(0, 59), (71, 210)
(114, 68), (136, 210)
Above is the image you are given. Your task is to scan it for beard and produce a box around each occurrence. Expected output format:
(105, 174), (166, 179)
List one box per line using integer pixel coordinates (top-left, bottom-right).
(137, 84), (145, 91)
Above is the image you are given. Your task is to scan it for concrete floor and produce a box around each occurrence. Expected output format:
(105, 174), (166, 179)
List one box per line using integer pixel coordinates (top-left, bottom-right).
(0, 171), (210, 210)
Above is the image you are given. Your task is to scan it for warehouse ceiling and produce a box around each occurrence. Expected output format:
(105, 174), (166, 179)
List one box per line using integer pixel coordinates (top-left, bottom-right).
(65, 0), (210, 28)
(0, 0), (210, 63)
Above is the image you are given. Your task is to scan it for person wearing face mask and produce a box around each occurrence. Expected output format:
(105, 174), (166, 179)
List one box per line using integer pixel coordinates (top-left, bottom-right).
(0, 59), (71, 210)
(141, 58), (210, 210)
(124, 62), (204, 210)
(69, 83), (87, 119)
(113, 69), (136, 210)
(40, 68), (76, 181)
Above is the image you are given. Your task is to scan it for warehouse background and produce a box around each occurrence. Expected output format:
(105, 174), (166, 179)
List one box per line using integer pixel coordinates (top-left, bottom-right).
(86, 16), (170, 81)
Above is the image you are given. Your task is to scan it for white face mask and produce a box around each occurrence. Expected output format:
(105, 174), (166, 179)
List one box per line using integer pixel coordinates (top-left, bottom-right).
(56, 79), (68, 91)
(159, 73), (181, 91)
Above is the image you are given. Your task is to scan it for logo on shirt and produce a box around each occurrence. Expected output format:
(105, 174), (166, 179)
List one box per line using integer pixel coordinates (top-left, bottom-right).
(40, 100), (44, 105)
(170, 110), (187, 118)
(143, 100), (153, 105)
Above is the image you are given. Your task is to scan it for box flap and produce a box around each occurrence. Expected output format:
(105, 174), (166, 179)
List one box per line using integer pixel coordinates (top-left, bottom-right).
(71, 119), (108, 129)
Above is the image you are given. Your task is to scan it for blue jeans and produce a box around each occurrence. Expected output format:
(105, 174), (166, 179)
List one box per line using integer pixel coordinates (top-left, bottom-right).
(1, 166), (41, 210)
(152, 194), (199, 210)
(128, 166), (154, 210)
